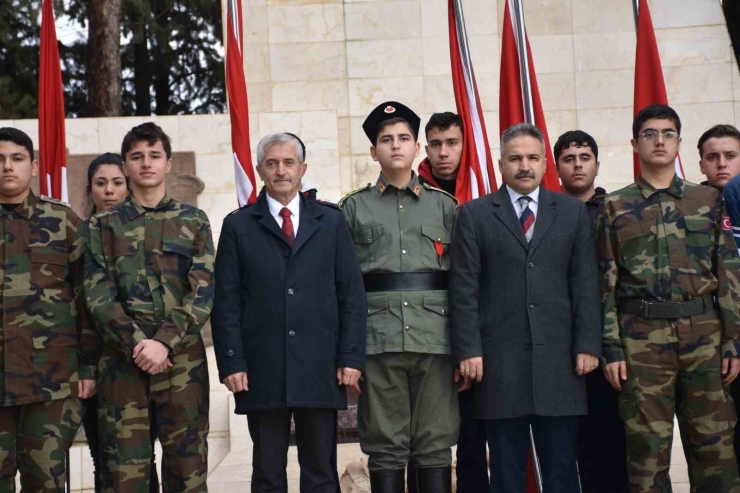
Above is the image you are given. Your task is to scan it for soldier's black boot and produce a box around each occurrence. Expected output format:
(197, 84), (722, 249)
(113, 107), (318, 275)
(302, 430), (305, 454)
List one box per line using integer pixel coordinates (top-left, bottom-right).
(415, 466), (452, 493)
(370, 469), (406, 493)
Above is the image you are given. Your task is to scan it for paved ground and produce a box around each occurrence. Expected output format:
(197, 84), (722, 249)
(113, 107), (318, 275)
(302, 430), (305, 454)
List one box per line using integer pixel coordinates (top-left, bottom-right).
(207, 417), (692, 492)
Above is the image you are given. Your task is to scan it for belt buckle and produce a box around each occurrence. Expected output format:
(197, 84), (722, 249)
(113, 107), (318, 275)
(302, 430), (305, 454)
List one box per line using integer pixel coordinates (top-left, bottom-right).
(640, 299), (649, 318)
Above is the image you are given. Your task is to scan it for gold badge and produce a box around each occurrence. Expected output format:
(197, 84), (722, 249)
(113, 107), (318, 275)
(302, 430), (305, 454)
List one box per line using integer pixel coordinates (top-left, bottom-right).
(413, 185), (421, 197)
(378, 181), (386, 193)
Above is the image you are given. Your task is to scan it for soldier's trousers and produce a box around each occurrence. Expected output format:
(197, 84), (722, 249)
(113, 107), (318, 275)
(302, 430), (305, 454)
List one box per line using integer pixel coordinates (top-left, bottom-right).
(358, 352), (460, 472)
(0, 397), (82, 493)
(619, 311), (740, 493)
(96, 337), (209, 493)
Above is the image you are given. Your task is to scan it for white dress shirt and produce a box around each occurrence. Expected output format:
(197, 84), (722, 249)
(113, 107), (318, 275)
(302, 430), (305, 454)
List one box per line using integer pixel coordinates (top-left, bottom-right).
(506, 185), (540, 217)
(266, 192), (300, 237)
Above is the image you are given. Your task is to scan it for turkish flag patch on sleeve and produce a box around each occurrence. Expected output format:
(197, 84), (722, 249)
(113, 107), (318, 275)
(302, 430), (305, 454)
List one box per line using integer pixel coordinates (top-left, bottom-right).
(722, 216), (732, 231)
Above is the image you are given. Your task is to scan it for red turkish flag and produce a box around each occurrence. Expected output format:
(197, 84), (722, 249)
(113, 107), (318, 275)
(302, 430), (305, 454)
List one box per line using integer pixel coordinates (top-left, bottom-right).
(633, 0), (684, 179)
(226, 0), (258, 206)
(499, 0), (559, 192)
(447, 0), (497, 202)
(38, 0), (67, 201)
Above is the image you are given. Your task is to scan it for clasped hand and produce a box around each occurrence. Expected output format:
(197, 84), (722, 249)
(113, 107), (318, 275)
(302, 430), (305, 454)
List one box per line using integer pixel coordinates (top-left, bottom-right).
(133, 339), (173, 375)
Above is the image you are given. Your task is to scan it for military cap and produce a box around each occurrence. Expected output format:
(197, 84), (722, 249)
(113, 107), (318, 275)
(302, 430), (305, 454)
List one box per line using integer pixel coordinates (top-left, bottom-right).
(362, 101), (421, 144)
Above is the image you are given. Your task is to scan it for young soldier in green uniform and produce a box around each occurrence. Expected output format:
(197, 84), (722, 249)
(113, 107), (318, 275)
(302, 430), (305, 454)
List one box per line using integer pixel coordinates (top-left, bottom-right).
(84, 123), (215, 493)
(339, 102), (460, 493)
(0, 127), (97, 491)
(596, 104), (740, 492)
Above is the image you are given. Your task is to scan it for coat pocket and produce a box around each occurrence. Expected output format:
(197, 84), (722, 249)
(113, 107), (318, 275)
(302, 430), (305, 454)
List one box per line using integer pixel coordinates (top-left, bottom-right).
(420, 225), (452, 269)
(30, 247), (68, 289)
(353, 224), (387, 271)
(684, 215), (714, 272)
(422, 294), (450, 347)
(366, 293), (389, 347)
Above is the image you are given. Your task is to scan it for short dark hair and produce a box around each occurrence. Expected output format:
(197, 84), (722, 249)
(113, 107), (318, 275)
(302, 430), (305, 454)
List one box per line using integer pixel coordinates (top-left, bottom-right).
(632, 104), (681, 139)
(121, 122), (172, 159)
(425, 112), (464, 138)
(553, 130), (599, 164)
(375, 117), (417, 144)
(0, 127), (34, 160)
(697, 124), (740, 158)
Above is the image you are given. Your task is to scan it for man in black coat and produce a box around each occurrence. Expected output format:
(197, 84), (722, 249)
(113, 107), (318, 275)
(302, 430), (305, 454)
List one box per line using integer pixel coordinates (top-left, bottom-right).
(450, 123), (601, 493)
(211, 132), (367, 493)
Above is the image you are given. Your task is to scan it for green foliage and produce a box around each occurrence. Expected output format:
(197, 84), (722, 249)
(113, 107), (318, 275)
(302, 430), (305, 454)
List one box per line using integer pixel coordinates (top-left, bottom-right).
(0, 0), (225, 118)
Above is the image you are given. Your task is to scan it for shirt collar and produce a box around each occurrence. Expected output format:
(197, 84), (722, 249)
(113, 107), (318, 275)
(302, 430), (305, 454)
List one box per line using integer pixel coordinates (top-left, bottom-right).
(0, 192), (37, 220)
(123, 193), (173, 220)
(636, 173), (684, 199)
(266, 191), (301, 219)
(506, 184), (540, 205)
(376, 171), (423, 198)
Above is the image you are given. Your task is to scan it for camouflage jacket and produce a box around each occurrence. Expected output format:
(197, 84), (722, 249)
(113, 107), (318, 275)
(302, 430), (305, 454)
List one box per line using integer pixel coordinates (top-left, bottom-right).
(0, 193), (96, 407)
(339, 172), (457, 356)
(84, 194), (215, 360)
(596, 175), (740, 363)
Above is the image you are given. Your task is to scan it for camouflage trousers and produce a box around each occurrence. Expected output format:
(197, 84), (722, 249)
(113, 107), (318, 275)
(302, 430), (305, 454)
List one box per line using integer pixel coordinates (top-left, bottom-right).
(619, 311), (740, 493)
(96, 335), (209, 493)
(0, 397), (83, 493)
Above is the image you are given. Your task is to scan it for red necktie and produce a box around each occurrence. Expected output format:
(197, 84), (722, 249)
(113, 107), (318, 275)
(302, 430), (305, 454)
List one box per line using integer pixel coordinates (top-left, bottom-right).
(280, 207), (295, 247)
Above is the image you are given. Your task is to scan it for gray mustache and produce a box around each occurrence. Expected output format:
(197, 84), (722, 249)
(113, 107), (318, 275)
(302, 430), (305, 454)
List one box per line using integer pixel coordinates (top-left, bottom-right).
(515, 171), (536, 179)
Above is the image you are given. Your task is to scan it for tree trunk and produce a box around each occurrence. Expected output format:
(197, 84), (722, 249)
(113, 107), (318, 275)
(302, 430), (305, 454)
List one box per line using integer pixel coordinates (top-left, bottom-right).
(87, 0), (122, 116)
(152, 0), (172, 114)
(132, 21), (151, 116)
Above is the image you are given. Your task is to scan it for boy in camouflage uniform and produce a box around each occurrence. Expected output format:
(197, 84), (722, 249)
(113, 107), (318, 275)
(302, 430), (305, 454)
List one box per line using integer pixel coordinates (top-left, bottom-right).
(596, 104), (740, 492)
(84, 123), (214, 493)
(0, 127), (97, 491)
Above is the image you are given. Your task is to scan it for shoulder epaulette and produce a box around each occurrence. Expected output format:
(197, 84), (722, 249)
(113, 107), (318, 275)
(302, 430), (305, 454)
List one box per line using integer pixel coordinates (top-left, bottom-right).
(38, 195), (71, 208)
(422, 183), (459, 206)
(337, 184), (372, 209)
(227, 203), (254, 216)
(315, 200), (340, 211)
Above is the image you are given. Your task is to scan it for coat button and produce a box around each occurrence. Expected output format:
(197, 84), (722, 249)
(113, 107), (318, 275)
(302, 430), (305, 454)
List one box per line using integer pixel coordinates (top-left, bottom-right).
(283, 251), (290, 257)
(349, 343), (356, 351)
(402, 249), (407, 255)
(227, 349), (234, 356)
(403, 301), (408, 307)
(528, 262), (534, 268)
(6, 215), (12, 220)
(399, 205), (404, 210)
(525, 343), (532, 350)
(288, 288), (294, 295)
(528, 303), (535, 309)
(289, 330), (295, 337)
(404, 325), (410, 332)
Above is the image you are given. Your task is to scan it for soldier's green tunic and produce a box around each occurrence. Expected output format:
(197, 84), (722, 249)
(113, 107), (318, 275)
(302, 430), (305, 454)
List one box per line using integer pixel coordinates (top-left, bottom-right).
(339, 172), (460, 471)
(84, 194), (214, 493)
(596, 175), (740, 493)
(0, 192), (93, 492)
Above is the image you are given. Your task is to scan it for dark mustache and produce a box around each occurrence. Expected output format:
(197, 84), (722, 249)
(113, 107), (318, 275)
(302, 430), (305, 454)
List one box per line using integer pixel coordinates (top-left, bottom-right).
(515, 171), (536, 179)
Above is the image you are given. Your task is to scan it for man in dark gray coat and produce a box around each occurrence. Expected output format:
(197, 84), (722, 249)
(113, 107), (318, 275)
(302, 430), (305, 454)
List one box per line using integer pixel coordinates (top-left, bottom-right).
(449, 123), (601, 493)
(211, 133), (367, 493)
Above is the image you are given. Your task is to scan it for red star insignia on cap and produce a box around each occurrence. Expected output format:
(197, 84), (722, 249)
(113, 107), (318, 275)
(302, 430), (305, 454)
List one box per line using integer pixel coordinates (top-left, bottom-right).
(384, 106), (396, 114)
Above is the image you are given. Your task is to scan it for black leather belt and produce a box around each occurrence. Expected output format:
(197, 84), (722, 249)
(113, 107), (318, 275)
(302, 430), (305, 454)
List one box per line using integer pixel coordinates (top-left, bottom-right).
(363, 272), (448, 292)
(620, 293), (714, 319)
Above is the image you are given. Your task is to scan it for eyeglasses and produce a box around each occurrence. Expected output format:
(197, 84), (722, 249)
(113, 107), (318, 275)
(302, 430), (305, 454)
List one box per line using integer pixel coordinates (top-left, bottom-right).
(639, 130), (679, 142)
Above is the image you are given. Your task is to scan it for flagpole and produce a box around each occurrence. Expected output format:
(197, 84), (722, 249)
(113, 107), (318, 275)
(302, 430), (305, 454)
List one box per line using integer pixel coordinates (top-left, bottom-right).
(632, 0), (639, 31)
(510, 0), (535, 124)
